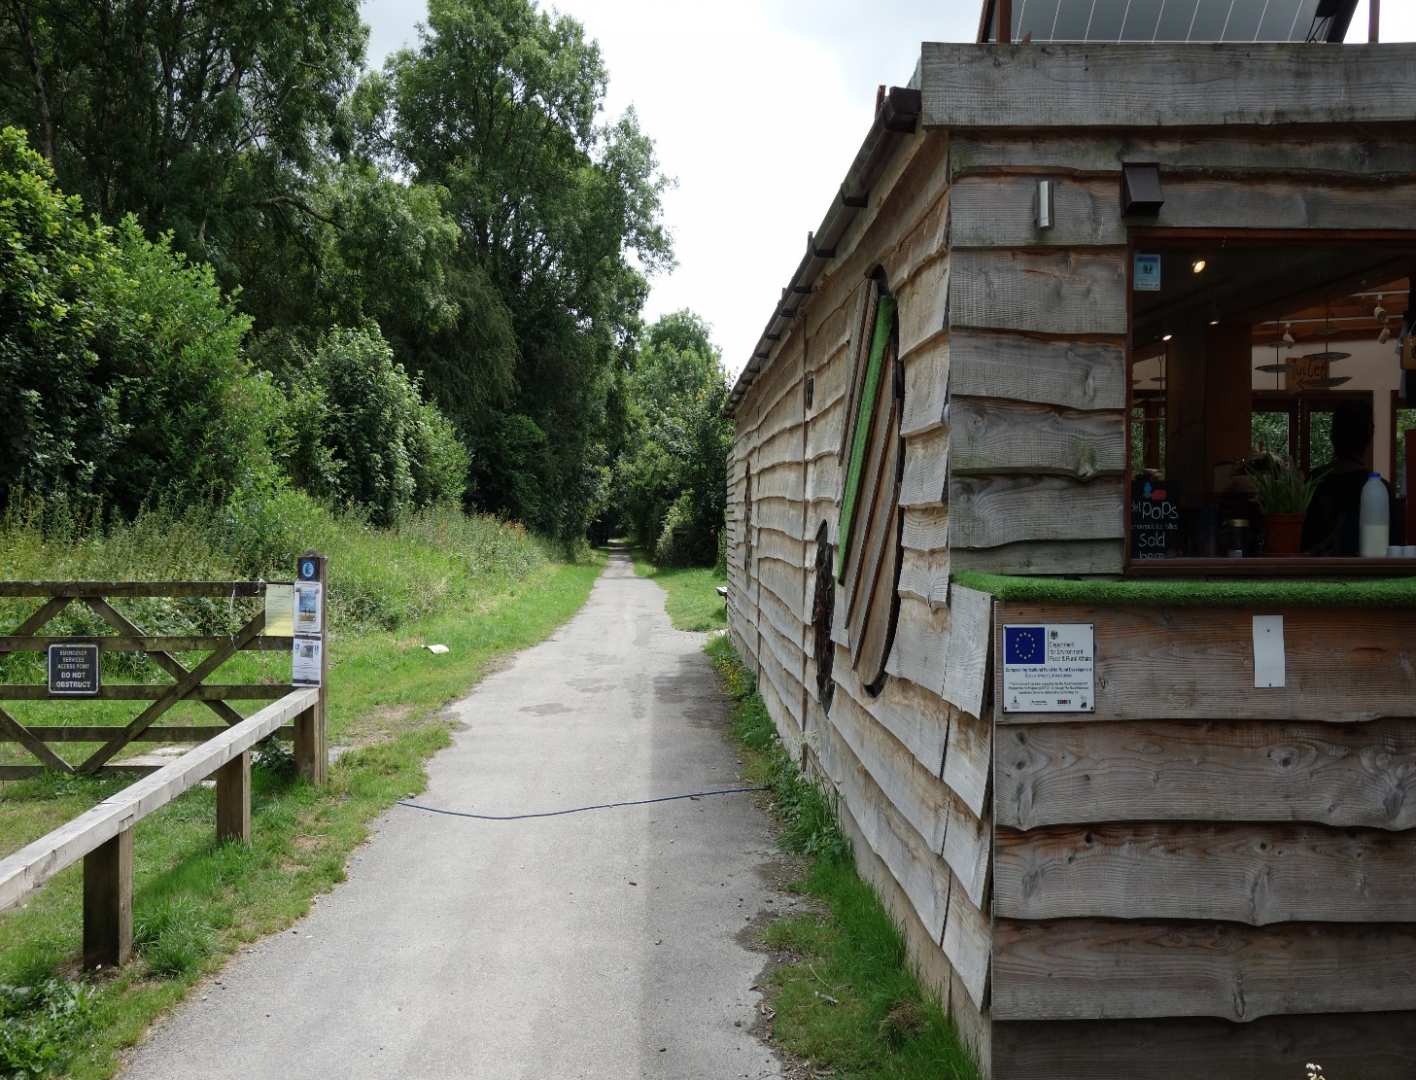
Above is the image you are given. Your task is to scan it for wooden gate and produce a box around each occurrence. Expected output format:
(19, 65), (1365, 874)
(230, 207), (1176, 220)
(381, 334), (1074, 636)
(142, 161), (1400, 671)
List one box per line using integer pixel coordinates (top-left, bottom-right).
(0, 554), (327, 782)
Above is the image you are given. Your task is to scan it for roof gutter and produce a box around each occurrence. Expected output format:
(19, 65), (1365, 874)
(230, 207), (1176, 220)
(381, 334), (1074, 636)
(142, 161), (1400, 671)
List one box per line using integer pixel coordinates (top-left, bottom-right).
(726, 85), (922, 417)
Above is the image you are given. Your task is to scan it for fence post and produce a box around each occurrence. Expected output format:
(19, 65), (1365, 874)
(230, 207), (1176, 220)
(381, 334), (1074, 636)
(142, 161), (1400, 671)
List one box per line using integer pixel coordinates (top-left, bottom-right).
(293, 552), (328, 785)
(215, 751), (252, 843)
(82, 829), (132, 969)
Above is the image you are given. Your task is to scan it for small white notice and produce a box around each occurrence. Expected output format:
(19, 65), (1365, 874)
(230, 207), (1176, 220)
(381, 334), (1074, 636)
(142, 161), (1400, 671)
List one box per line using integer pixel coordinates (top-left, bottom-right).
(292, 637), (323, 687)
(1002, 624), (1095, 714)
(1252, 615), (1286, 689)
(264, 584), (294, 637)
(294, 581), (323, 635)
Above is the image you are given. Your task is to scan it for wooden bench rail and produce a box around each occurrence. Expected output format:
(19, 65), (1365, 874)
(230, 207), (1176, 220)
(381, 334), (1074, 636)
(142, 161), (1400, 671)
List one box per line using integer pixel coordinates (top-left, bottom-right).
(0, 687), (318, 964)
(0, 582), (286, 598)
(6, 725), (298, 743)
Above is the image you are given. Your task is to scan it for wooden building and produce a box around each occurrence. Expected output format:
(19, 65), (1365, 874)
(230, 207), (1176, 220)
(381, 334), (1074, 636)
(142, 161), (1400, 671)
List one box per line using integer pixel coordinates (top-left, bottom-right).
(725, 26), (1416, 1080)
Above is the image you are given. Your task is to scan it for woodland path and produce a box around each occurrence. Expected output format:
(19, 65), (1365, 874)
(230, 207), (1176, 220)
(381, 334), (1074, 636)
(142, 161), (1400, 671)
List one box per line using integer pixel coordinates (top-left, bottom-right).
(122, 549), (789, 1080)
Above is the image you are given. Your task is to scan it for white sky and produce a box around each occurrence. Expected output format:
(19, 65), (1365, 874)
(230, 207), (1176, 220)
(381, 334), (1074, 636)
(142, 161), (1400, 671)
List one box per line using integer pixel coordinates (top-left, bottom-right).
(361, 0), (1413, 377)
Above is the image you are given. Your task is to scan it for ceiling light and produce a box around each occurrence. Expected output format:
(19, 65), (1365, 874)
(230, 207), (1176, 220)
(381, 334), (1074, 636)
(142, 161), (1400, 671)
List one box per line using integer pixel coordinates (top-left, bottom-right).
(1379, 326), (1392, 344)
(1282, 324), (1296, 347)
(1191, 258), (1207, 274)
(1374, 295), (1388, 321)
(1162, 333), (1174, 342)
(1209, 319), (1220, 326)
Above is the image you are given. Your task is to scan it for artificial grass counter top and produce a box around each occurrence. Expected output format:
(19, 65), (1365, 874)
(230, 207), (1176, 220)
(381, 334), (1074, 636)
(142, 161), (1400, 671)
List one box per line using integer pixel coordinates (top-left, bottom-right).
(952, 572), (1416, 609)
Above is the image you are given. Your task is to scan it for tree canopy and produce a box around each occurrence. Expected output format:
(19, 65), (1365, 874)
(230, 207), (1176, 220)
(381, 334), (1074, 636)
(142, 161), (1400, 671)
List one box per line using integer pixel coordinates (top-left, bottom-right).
(0, 0), (728, 555)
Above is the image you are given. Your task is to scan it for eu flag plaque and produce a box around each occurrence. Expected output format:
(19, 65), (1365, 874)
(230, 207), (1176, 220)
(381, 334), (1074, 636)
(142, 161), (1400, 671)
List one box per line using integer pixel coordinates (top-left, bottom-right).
(1001, 624), (1094, 714)
(48, 643), (101, 697)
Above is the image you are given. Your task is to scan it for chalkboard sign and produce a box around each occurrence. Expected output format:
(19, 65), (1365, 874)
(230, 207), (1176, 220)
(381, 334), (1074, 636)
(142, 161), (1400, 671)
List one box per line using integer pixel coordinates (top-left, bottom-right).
(1131, 478), (1181, 560)
(48, 643), (100, 696)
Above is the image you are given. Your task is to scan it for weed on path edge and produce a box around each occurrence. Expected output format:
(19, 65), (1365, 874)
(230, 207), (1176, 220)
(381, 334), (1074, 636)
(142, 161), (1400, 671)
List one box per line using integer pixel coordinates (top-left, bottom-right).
(706, 635), (980, 1080)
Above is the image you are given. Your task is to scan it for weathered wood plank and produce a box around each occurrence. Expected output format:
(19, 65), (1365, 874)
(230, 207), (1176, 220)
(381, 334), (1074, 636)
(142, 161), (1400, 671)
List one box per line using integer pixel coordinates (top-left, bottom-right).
(0, 684), (290, 702)
(996, 604), (1416, 725)
(0, 582), (274, 598)
(949, 398), (1125, 481)
(896, 258), (949, 358)
(944, 796), (991, 912)
(996, 821), (1416, 925)
(951, 539), (1123, 576)
(950, 129), (1416, 181)
(954, 174), (1416, 243)
(885, 595), (948, 692)
(82, 830), (132, 969)
(940, 585), (990, 720)
(10, 725), (297, 743)
(214, 751), (251, 844)
(901, 506), (949, 554)
(996, 717), (1416, 832)
(921, 42), (1416, 129)
(897, 546), (950, 610)
(949, 330), (1125, 412)
(900, 335), (949, 438)
(943, 879), (990, 1011)
(950, 249), (1126, 336)
(948, 475), (1125, 550)
(992, 917), (1416, 1022)
(899, 427), (949, 509)
(991, 1012), (1416, 1080)
(834, 649), (950, 780)
(0, 636), (292, 653)
(943, 701), (992, 821)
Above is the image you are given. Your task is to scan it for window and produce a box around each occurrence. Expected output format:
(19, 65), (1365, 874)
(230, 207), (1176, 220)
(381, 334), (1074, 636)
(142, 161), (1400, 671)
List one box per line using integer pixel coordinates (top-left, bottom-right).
(837, 277), (905, 692)
(1127, 235), (1415, 570)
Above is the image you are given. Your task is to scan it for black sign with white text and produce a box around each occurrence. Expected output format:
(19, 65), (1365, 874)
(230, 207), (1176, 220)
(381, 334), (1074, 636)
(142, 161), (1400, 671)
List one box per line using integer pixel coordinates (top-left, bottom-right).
(48, 643), (100, 696)
(1131, 478), (1181, 561)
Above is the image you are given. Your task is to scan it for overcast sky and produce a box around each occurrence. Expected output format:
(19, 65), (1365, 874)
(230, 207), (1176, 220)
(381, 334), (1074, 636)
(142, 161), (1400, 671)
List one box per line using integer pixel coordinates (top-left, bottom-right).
(361, 0), (1411, 377)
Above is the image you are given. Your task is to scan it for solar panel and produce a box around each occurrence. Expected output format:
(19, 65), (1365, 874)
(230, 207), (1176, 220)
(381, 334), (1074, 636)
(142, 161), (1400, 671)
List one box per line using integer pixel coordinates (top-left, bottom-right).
(983, 0), (1357, 44)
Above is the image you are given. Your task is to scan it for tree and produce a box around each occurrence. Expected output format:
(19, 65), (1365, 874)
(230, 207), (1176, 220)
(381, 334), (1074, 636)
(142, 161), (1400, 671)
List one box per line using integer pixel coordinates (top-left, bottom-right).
(0, 0), (367, 288)
(385, 0), (672, 538)
(612, 311), (731, 565)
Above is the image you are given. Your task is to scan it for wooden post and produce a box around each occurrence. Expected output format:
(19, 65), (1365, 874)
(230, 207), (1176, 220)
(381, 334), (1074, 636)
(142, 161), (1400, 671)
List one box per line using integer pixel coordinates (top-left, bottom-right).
(293, 552), (328, 785)
(1370, 0), (1381, 43)
(82, 830), (132, 969)
(998, 0), (1013, 44)
(215, 751), (251, 843)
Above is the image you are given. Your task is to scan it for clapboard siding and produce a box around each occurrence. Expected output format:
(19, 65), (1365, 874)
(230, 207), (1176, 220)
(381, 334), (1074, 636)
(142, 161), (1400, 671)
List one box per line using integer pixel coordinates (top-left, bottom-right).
(950, 129), (1416, 180)
(948, 475), (1126, 550)
(920, 43), (1416, 130)
(951, 539), (1124, 576)
(834, 653), (949, 780)
(896, 258), (950, 358)
(996, 716), (1416, 832)
(949, 330), (1125, 412)
(899, 427), (950, 509)
(995, 821), (1416, 925)
(902, 505), (949, 553)
(992, 918), (1416, 1023)
(954, 173), (1416, 244)
(900, 334), (950, 438)
(942, 700), (991, 821)
(995, 604), (1416, 725)
(897, 546), (950, 609)
(950, 249), (1127, 337)
(949, 398), (1124, 481)
(886, 594), (948, 691)
(991, 1012), (1416, 1080)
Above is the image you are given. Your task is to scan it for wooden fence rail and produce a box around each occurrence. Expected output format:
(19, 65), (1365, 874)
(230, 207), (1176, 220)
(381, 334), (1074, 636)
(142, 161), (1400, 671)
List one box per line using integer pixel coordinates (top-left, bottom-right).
(0, 688), (319, 967)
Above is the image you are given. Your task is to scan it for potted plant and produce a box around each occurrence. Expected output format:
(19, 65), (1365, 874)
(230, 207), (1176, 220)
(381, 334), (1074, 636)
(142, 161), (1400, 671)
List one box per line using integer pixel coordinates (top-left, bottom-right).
(1253, 460), (1316, 556)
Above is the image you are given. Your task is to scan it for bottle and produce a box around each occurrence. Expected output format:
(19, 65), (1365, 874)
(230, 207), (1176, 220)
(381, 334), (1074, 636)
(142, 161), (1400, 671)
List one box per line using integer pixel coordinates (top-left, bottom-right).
(1359, 472), (1390, 558)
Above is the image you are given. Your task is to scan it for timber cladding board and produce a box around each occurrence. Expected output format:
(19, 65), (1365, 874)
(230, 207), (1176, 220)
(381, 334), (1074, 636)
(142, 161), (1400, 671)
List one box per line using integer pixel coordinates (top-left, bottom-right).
(948, 397), (1124, 481)
(948, 330), (1124, 413)
(995, 604), (1416, 724)
(995, 716), (1416, 832)
(951, 538), (1123, 576)
(919, 43), (1416, 130)
(991, 917), (1416, 1022)
(995, 821), (1416, 925)
(950, 249), (1127, 336)
(947, 475), (1125, 550)
(990, 1011), (1416, 1080)
(949, 128), (1416, 180)
(952, 174), (1416, 246)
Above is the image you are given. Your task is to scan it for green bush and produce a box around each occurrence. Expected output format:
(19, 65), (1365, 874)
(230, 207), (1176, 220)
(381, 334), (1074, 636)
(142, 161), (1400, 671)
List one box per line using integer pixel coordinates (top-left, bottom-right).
(652, 492), (698, 567)
(0, 128), (277, 515)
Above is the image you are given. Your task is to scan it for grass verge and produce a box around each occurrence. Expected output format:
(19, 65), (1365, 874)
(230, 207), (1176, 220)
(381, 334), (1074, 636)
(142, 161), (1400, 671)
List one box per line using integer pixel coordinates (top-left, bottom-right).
(0, 515), (603, 1079)
(630, 552), (727, 632)
(705, 635), (979, 1080)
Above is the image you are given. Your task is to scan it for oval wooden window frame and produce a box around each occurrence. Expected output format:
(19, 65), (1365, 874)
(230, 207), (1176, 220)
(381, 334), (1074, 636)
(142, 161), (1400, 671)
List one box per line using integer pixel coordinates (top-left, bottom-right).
(836, 278), (905, 696)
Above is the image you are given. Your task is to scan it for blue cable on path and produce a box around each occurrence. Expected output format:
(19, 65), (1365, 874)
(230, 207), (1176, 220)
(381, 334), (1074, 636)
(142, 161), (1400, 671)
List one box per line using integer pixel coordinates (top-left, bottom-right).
(396, 785), (768, 822)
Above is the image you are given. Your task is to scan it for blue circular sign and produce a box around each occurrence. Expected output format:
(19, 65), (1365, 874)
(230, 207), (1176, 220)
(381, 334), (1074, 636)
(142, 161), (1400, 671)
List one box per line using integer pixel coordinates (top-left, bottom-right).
(301, 559), (317, 580)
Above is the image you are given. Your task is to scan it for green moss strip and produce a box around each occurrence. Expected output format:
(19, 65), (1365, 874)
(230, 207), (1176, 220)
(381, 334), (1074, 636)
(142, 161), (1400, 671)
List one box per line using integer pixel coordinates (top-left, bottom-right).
(952, 571), (1416, 609)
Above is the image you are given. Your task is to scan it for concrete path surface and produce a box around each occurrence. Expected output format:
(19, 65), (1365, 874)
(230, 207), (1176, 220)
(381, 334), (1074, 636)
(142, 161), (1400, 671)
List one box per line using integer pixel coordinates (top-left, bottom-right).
(122, 550), (788, 1080)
